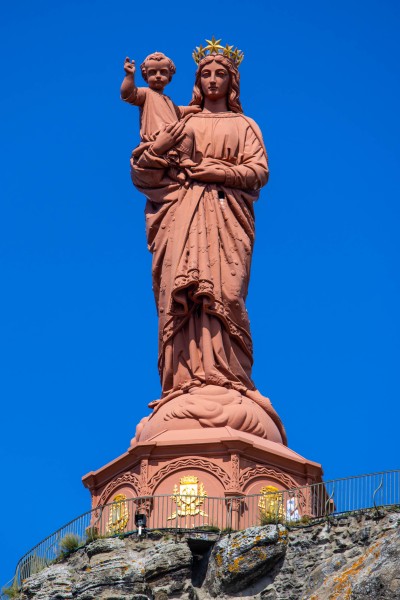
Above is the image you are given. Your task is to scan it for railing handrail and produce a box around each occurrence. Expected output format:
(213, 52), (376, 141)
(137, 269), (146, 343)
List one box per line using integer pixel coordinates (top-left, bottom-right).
(15, 506), (97, 564)
(301, 468), (400, 487)
(16, 467), (400, 561)
(2, 468), (399, 597)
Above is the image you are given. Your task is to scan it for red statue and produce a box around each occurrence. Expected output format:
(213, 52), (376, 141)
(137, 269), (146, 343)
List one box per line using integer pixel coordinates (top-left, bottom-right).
(81, 40), (323, 511)
(123, 40), (286, 443)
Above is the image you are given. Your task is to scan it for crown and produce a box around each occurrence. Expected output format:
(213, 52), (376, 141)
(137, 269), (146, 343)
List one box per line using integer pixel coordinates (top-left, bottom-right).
(180, 476), (199, 485)
(192, 36), (244, 67)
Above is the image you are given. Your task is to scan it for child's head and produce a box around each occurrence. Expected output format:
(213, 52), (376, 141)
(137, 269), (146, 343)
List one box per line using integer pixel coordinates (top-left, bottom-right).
(140, 52), (176, 92)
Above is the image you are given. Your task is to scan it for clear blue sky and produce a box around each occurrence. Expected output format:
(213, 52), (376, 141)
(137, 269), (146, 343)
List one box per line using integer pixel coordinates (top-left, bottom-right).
(1, 0), (399, 586)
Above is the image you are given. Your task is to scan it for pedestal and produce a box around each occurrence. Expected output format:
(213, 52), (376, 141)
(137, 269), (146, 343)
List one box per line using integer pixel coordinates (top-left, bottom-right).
(83, 386), (323, 529)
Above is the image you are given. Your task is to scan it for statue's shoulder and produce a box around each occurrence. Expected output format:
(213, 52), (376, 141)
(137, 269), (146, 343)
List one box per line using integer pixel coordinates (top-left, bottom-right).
(238, 114), (265, 144)
(239, 114), (262, 133)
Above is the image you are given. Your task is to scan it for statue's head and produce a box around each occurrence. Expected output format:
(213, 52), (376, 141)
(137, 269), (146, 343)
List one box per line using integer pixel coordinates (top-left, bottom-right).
(190, 54), (243, 113)
(140, 52), (176, 91)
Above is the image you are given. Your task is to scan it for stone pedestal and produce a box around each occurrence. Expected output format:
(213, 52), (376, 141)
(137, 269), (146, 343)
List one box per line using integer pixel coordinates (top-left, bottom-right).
(83, 386), (323, 529)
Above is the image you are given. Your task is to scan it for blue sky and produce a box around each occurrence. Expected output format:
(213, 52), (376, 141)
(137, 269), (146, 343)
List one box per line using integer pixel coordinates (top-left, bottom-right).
(1, 0), (399, 586)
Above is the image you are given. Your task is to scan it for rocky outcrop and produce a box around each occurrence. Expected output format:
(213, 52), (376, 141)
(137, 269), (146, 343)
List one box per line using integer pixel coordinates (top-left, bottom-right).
(14, 509), (400, 600)
(19, 536), (194, 600)
(261, 509), (400, 600)
(204, 525), (287, 596)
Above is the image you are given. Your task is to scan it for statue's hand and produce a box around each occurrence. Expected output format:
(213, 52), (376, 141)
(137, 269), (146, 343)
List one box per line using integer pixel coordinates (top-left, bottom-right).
(152, 121), (186, 156)
(187, 163), (226, 183)
(124, 56), (136, 76)
(186, 106), (202, 114)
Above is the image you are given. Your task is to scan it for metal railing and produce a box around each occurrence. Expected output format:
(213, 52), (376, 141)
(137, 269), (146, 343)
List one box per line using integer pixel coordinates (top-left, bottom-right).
(2, 469), (399, 597)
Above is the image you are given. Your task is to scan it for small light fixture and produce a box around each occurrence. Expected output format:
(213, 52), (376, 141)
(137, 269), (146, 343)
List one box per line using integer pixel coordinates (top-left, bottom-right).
(135, 513), (147, 536)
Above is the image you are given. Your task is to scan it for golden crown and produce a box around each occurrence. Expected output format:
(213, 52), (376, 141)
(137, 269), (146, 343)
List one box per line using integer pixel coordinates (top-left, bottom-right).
(192, 36), (244, 67)
(180, 476), (199, 485)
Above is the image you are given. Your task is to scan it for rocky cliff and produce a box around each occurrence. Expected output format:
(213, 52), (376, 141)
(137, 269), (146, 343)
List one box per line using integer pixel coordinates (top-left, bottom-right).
(12, 508), (400, 600)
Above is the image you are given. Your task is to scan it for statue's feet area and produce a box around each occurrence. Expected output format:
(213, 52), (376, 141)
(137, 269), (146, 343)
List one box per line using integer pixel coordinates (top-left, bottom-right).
(134, 385), (285, 444)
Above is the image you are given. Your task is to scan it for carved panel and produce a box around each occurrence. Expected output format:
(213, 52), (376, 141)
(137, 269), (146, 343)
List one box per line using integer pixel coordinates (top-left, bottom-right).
(226, 452), (240, 491)
(240, 466), (299, 490)
(139, 458), (152, 496)
(148, 457), (230, 492)
(240, 466), (306, 512)
(97, 472), (140, 507)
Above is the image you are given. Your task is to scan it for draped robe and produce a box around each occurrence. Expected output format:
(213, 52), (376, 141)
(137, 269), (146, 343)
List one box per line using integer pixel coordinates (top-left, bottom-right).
(131, 112), (269, 398)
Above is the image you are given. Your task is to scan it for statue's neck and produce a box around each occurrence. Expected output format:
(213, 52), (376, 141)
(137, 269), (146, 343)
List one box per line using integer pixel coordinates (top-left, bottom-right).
(203, 98), (229, 113)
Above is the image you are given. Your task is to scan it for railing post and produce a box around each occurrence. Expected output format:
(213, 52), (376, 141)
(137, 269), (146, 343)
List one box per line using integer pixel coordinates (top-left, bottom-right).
(224, 493), (243, 531)
(325, 486), (335, 526)
(373, 477), (384, 517)
(304, 480), (313, 518)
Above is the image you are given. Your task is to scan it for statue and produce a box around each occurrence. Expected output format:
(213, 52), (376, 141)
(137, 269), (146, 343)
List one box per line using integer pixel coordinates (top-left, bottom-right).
(125, 39), (286, 444)
(82, 39), (324, 508)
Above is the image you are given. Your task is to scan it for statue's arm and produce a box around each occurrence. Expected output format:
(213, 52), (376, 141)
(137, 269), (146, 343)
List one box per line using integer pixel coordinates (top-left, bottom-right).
(120, 57), (146, 106)
(187, 123), (269, 190)
(131, 121), (187, 191)
(177, 106), (202, 117)
(223, 121), (269, 191)
(131, 148), (181, 200)
(131, 145), (169, 186)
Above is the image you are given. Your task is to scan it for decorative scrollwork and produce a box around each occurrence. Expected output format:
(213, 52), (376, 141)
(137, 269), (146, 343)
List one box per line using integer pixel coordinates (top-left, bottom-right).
(226, 453), (240, 491)
(240, 466), (298, 489)
(97, 472), (140, 507)
(149, 457), (230, 492)
(239, 466), (306, 512)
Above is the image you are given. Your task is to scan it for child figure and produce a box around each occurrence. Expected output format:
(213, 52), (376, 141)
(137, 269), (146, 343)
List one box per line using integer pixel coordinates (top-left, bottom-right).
(121, 52), (198, 163)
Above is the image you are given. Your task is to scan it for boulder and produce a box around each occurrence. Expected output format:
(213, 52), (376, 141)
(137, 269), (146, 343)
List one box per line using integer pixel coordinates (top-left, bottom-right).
(204, 525), (287, 596)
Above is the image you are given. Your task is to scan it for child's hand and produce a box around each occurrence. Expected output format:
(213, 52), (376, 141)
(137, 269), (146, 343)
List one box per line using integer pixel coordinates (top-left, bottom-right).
(124, 57), (136, 76)
(180, 106), (202, 117)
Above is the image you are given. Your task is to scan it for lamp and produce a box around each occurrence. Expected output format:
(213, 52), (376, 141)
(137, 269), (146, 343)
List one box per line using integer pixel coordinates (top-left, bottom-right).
(135, 513), (147, 536)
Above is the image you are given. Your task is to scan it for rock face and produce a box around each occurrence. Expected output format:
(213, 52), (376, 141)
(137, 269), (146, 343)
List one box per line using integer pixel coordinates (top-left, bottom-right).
(15, 509), (400, 600)
(204, 525), (287, 596)
(19, 536), (194, 600)
(262, 510), (400, 600)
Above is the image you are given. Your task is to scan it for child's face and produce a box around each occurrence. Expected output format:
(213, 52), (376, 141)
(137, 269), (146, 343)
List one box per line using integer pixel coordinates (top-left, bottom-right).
(145, 59), (171, 91)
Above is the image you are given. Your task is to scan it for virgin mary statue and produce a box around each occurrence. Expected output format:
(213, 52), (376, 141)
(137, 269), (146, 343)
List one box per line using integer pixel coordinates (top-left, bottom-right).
(130, 40), (286, 444)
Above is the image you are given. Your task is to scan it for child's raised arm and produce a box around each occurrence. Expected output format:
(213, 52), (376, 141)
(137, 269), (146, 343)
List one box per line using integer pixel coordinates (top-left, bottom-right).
(121, 57), (144, 105)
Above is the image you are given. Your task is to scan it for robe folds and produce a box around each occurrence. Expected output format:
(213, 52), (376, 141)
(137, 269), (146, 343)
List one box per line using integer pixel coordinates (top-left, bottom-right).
(131, 112), (269, 397)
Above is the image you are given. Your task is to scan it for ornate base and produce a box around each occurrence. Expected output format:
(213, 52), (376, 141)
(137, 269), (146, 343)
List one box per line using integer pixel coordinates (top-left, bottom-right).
(82, 386), (323, 523)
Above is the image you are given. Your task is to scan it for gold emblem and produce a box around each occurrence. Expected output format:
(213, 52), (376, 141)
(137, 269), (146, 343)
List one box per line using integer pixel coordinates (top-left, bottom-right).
(107, 493), (129, 533)
(258, 486), (284, 520)
(167, 476), (208, 520)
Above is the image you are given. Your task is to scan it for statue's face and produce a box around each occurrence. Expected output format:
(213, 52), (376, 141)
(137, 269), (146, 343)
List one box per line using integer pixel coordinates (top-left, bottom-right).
(200, 60), (230, 101)
(145, 59), (171, 91)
